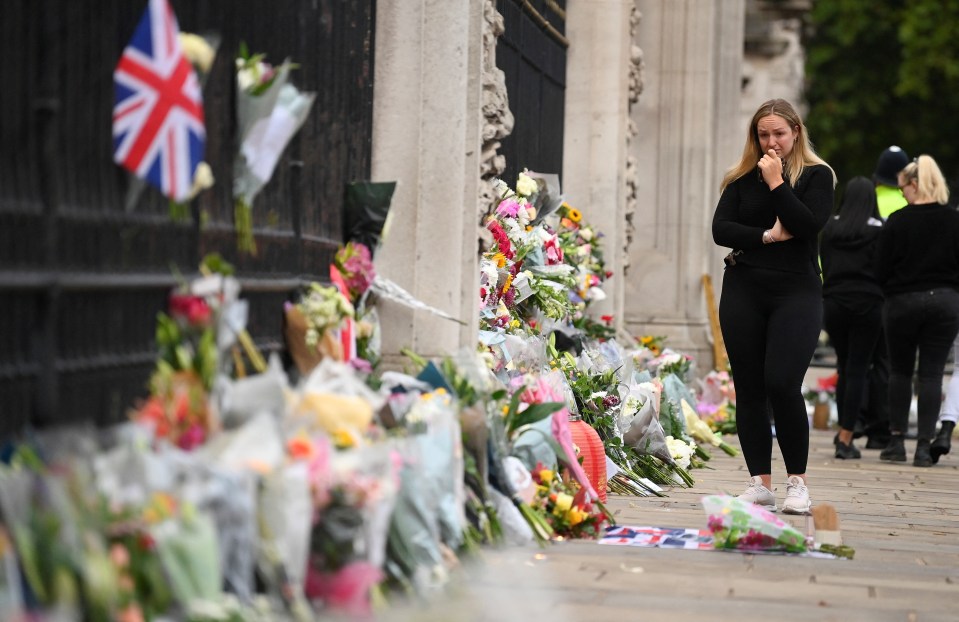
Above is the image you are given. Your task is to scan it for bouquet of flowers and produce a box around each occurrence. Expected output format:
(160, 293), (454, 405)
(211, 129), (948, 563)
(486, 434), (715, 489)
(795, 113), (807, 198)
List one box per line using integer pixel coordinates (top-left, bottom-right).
(233, 43), (315, 253)
(285, 283), (355, 374)
(804, 373), (838, 405)
(333, 242), (376, 305)
(697, 369), (737, 435)
(529, 463), (609, 540)
(702, 495), (807, 553)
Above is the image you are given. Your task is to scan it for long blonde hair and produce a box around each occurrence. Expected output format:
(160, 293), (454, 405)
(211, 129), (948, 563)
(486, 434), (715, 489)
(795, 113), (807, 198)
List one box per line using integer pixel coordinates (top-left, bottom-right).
(899, 154), (950, 205)
(720, 98), (836, 192)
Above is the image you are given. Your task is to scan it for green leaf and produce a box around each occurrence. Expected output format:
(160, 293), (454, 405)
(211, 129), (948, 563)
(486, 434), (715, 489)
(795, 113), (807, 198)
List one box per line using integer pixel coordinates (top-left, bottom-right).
(506, 401), (563, 437)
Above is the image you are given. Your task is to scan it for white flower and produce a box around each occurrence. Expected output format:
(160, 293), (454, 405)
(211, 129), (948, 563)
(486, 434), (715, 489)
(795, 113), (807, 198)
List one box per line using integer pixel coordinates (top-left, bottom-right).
(516, 172), (538, 197)
(185, 161), (215, 199)
(579, 227), (594, 241)
(586, 286), (606, 302)
(492, 178), (510, 198)
(179, 33), (215, 73)
(665, 435), (694, 470)
(237, 66), (256, 92)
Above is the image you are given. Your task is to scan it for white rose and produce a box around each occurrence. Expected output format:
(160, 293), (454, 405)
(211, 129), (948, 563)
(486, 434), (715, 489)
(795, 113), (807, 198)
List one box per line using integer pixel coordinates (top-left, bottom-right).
(516, 172), (538, 197)
(179, 33), (216, 73)
(579, 228), (594, 241)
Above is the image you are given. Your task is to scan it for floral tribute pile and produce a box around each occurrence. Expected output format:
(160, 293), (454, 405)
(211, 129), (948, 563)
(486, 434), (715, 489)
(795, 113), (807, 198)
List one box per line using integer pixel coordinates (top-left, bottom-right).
(476, 172), (738, 502)
(0, 171), (741, 621)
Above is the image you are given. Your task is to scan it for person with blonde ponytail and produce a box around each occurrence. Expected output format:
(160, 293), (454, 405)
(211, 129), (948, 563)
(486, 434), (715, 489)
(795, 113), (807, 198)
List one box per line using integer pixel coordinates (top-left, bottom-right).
(712, 98), (836, 515)
(877, 154), (959, 467)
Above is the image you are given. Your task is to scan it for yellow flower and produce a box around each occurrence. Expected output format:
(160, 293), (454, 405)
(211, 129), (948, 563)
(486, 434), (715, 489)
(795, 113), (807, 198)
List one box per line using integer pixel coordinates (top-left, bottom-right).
(568, 508), (586, 526)
(567, 207), (582, 223)
(501, 274), (514, 294)
(641, 335), (654, 345)
(333, 428), (355, 449)
(539, 469), (554, 484)
(509, 319), (520, 329)
(493, 252), (506, 268)
(554, 492), (573, 514)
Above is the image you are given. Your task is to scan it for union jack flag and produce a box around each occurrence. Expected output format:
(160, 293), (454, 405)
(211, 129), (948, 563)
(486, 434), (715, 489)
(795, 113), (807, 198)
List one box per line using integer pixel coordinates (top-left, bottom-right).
(113, 0), (205, 202)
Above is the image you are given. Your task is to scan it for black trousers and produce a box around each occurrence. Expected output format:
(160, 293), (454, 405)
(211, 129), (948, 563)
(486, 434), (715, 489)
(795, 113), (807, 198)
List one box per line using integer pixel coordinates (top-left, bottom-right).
(884, 288), (959, 440)
(720, 265), (822, 476)
(823, 298), (883, 433)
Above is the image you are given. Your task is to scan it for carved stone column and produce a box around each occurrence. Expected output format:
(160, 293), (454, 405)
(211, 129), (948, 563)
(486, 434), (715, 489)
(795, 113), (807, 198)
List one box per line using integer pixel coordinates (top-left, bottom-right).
(371, 0), (485, 365)
(562, 0), (634, 325)
(626, 0), (745, 369)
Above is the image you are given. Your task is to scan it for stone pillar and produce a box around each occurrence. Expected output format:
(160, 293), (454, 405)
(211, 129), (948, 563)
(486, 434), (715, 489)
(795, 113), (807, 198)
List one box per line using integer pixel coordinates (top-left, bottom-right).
(371, 0), (484, 366)
(562, 0), (634, 325)
(626, 0), (745, 370)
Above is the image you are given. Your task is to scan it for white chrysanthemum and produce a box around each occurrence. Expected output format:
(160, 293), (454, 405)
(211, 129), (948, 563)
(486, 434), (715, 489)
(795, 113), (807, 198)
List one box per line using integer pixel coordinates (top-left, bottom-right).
(665, 435), (695, 470)
(516, 172), (538, 197)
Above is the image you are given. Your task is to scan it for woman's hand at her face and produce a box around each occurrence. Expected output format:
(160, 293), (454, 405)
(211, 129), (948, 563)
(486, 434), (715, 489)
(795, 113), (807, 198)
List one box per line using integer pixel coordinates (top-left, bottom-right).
(758, 149), (785, 189)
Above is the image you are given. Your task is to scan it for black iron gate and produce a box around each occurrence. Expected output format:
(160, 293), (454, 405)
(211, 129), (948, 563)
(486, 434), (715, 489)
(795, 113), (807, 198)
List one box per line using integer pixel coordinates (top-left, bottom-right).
(496, 0), (567, 187)
(0, 0), (375, 437)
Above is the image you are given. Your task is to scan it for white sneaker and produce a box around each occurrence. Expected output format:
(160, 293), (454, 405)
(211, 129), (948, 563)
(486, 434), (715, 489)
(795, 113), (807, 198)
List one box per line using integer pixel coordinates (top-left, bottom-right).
(782, 475), (811, 515)
(737, 476), (776, 512)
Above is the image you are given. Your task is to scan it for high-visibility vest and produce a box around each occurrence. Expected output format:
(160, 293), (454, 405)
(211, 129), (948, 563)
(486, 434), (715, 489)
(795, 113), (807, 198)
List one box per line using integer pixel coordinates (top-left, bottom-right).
(877, 184), (907, 219)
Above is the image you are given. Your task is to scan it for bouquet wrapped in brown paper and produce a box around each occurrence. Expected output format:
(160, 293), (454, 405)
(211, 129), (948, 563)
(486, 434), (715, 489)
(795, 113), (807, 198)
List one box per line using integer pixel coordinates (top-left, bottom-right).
(284, 284), (354, 376)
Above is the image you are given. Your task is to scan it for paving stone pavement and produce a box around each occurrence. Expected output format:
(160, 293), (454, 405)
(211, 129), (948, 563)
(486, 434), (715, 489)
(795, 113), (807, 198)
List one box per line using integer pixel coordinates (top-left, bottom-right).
(381, 427), (959, 622)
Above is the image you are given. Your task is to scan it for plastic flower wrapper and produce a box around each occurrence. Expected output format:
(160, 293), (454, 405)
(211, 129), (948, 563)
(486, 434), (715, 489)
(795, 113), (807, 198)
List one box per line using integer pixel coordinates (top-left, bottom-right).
(0, 526), (24, 619)
(702, 495), (807, 553)
(290, 359), (384, 444)
(213, 353), (289, 430)
(384, 437), (447, 594)
(305, 443), (399, 616)
(342, 181), (397, 255)
(258, 461), (312, 589)
(233, 47), (315, 254)
(151, 503), (223, 607)
(681, 399), (739, 457)
(520, 170), (565, 223)
(401, 389), (466, 549)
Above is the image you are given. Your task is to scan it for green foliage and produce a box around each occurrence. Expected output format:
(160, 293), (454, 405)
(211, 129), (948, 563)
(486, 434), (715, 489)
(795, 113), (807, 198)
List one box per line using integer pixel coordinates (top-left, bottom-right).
(805, 0), (959, 193)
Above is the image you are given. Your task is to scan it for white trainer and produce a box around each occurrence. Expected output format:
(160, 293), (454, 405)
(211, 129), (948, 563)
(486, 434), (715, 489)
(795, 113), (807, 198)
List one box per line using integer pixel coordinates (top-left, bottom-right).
(782, 475), (811, 515)
(737, 476), (776, 512)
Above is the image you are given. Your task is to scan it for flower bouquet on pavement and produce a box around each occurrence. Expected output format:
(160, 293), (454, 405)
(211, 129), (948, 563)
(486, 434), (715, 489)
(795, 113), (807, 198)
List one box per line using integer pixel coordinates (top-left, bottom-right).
(233, 43), (315, 253)
(702, 495), (807, 553)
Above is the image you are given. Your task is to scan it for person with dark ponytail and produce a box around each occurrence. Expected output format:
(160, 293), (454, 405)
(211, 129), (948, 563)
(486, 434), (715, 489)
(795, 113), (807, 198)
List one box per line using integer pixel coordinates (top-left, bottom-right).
(713, 99), (836, 514)
(820, 176), (885, 460)
(877, 155), (959, 467)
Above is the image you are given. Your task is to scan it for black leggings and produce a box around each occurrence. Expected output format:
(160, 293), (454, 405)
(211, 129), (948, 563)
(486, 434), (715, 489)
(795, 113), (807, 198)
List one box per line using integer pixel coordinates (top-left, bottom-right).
(719, 265), (822, 476)
(822, 299), (882, 433)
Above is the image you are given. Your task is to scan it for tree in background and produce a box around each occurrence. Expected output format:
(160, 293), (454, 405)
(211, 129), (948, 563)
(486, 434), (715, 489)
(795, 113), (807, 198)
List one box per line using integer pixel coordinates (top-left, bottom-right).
(804, 0), (959, 200)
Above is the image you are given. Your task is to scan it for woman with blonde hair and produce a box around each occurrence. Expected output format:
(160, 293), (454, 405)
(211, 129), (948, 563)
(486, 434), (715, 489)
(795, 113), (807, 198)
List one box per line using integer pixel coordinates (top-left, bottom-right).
(877, 154), (959, 467)
(713, 98), (836, 514)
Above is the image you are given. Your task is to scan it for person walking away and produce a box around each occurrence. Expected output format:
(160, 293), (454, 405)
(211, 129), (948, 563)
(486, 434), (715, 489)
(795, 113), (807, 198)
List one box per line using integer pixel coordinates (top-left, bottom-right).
(713, 98), (836, 513)
(877, 155), (959, 467)
(857, 146), (910, 448)
(820, 176), (884, 460)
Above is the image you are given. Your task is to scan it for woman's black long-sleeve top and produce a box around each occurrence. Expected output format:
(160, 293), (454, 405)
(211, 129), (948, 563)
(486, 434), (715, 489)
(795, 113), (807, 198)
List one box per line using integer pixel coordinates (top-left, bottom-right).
(876, 202), (959, 296)
(712, 164), (834, 274)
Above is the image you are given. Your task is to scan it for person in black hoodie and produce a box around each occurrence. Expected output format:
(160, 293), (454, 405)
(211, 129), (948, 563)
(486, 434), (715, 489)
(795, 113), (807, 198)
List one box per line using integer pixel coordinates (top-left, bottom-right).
(713, 99), (836, 514)
(877, 155), (959, 467)
(820, 176), (885, 460)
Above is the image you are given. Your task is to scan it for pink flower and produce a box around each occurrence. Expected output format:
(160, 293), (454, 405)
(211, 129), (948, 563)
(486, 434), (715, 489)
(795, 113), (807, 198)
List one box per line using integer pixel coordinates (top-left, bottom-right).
(496, 198), (522, 218)
(177, 423), (206, 451)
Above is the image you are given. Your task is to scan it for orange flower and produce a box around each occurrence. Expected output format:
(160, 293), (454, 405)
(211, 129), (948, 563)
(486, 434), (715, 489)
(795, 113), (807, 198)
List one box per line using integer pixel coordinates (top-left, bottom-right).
(287, 436), (315, 461)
